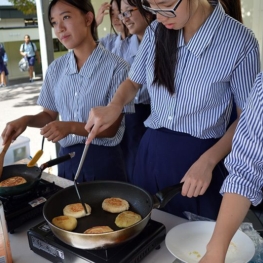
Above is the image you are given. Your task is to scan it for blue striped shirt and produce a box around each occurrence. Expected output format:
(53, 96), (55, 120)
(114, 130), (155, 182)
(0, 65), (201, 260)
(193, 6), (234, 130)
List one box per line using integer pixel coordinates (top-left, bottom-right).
(100, 33), (123, 54)
(129, 1), (260, 139)
(223, 72), (263, 205)
(37, 43), (133, 147)
(115, 34), (150, 104)
(100, 34), (150, 104)
(19, 42), (37, 57)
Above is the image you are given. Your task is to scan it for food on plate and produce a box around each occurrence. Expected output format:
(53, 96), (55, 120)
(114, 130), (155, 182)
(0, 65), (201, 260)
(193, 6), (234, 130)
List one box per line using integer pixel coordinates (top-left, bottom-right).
(84, 226), (114, 234)
(52, 215), (77, 231)
(115, 211), (142, 228)
(63, 203), (91, 218)
(0, 176), (27, 187)
(102, 197), (129, 213)
(189, 251), (201, 259)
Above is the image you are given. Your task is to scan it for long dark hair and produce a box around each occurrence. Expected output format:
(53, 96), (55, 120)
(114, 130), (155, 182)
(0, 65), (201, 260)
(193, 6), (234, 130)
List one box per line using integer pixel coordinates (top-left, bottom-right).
(220, 0), (243, 23)
(127, 0), (155, 24)
(153, 0), (243, 94)
(48, 0), (98, 41)
(110, 0), (129, 38)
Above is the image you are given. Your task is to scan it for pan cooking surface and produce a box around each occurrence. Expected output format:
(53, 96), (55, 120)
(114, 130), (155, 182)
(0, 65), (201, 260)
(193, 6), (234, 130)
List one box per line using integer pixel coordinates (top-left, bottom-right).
(44, 181), (153, 234)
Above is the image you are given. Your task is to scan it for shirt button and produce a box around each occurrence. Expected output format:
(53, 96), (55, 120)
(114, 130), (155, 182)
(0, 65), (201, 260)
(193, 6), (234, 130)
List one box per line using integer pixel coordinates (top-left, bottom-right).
(75, 92), (78, 96)
(168, 116), (173, 121)
(72, 134), (75, 138)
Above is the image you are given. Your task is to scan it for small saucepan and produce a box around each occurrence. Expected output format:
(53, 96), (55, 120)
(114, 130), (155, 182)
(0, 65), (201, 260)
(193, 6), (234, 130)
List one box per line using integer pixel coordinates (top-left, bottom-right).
(0, 152), (75, 197)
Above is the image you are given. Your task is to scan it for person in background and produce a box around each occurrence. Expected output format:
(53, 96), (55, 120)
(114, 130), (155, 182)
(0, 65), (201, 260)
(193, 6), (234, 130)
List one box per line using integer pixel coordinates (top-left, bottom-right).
(97, 1), (129, 52)
(85, 0), (260, 220)
(19, 35), (41, 83)
(199, 71), (263, 263)
(2, 0), (133, 183)
(117, 0), (154, 182)
(0, 44), (8, 88)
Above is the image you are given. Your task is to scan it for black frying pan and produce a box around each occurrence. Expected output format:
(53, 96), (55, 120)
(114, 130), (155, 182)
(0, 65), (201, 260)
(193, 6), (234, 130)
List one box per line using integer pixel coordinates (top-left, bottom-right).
(0, 152), (75, 196)
(43, 180), (183, 249)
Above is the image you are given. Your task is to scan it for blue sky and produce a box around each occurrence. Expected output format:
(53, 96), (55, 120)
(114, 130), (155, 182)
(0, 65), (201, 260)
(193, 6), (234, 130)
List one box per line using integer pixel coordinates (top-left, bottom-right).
(0, 0), (12, 6)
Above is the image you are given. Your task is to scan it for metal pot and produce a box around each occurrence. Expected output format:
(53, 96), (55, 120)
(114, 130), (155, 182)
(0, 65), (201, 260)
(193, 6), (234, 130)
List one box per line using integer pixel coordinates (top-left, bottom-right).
(0, 153), (75, 196)
(43, 180), (183, 249)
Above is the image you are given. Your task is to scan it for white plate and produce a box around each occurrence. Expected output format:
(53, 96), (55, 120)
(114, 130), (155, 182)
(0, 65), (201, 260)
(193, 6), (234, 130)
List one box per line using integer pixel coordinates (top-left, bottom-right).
(165, 221), (255, 263)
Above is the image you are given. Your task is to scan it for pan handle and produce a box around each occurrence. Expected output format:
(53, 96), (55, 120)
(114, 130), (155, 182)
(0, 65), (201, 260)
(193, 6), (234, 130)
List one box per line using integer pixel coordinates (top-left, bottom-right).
(152, 182), (183, 209)
(40, 152), (75, 171)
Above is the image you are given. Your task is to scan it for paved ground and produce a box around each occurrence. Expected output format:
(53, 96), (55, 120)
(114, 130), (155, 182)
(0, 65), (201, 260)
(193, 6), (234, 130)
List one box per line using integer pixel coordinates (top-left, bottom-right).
(0, 78), (58, 174)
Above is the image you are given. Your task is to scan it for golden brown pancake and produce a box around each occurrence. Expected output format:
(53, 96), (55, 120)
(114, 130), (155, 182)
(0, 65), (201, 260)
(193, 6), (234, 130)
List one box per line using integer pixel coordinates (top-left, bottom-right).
(84, 226), (114, 234)
(102, 197), (129, 213)
(52, 215), (77, 231)
(63, 203), (91, 218)
(0, 176), (27, 187)
(115, 211), (142, 228)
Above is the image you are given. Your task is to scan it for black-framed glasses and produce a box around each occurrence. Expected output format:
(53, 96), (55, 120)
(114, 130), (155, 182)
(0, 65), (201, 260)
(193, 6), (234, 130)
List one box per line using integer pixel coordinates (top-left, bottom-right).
(141, 0), (182, 18)
(118, 8), (138, 20)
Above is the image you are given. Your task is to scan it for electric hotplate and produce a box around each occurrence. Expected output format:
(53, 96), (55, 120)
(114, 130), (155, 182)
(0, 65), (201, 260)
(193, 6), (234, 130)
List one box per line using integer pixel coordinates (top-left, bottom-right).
(27, 219), (166, 263)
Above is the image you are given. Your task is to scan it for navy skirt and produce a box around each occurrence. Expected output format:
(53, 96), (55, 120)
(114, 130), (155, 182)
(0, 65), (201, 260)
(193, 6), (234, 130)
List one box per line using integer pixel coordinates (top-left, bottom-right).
(132, 128), (228, 220)
(120, 104), (151, 183)
(58, 144), (127, 182)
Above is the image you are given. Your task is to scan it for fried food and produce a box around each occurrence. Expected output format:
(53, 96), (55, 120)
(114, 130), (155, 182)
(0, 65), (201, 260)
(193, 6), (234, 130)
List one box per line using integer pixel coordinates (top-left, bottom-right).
(63, 203), (91, 218)
(84, 226), (114, 234)
(0, 176), (27, 187)
(102, 197), (129, 213)
(52, 215), (77, 231)
(115, 211), (142, 228)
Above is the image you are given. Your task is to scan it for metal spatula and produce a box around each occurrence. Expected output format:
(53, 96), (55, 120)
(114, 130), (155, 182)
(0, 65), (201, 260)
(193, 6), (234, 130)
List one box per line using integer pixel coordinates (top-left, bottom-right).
(73, 143), (90, 214)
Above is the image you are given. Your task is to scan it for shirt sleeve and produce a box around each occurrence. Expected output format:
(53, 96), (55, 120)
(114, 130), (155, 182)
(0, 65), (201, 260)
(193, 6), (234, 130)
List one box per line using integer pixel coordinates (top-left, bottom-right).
(37, 63), (58, 112)
(108, 61), (134, 114)
(222, 72), (263, 205)
(128, 22), (154, 85)
(230, 44), (260, 109)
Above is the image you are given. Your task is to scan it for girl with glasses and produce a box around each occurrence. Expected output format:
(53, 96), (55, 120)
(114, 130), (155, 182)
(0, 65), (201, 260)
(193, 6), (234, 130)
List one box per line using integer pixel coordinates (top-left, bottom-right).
(85, 0), (260, 220)
(1, 0), (133, 183)
(97, 1), (129, 52)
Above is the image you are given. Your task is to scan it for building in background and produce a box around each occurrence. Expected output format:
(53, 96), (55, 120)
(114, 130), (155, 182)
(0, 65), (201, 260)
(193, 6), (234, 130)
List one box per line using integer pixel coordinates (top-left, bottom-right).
(0, 0), (262, 81)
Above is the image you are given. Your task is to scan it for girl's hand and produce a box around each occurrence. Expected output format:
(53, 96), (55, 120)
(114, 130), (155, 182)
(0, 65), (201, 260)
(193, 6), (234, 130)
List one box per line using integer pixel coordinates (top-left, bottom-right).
(40, 121), (71, 143)
(1, 117), (29, 145)
(96, 2), (111, 26)
(180, 155), (215, 197)
(85, 104), (122, 144)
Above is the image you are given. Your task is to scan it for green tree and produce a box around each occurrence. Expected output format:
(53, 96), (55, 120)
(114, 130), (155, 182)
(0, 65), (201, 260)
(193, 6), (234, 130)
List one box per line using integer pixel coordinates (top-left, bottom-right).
(8, 0), (36, 15)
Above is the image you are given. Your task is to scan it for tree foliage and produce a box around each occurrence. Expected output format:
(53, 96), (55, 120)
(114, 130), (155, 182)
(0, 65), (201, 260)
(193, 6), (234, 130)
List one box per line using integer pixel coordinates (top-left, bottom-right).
(8, 0), (36, 15)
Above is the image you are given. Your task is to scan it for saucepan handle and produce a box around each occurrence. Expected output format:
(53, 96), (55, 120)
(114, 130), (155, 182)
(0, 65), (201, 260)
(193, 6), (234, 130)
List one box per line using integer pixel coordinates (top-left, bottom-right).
(40, 152), (75, 171)
(152, 182), (184, 209)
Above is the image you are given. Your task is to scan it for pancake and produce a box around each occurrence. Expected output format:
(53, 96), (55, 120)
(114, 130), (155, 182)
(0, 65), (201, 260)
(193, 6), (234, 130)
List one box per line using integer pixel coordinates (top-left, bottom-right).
(102, 197), (129, 213)
(52, 215), (77, 231)
(0, 176), (27, 187)
(84, 226), (114, 234)
(115, 211), (142, 228)
(63, 203), (91, 218)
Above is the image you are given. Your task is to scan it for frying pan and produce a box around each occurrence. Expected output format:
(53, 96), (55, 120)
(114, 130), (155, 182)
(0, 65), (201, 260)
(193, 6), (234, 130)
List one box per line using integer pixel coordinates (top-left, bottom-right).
(0, 152), (75, 197)
(43, 180), (183, 250)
